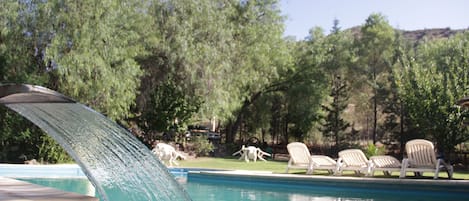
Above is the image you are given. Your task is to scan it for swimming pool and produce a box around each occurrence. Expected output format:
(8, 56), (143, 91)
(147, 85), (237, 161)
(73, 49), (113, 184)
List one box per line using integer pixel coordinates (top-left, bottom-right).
(6, 165), (469, 201)
(186, 171), (469, 201)
(17, 173), (469, 201)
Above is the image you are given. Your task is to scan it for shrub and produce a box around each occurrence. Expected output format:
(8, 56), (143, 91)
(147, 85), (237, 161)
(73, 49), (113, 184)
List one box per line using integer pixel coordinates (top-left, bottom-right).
(193, 137), (214, 157)
(364, 143), (386, 158)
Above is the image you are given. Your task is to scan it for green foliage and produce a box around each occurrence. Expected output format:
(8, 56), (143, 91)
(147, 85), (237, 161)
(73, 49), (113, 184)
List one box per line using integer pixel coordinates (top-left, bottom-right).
(275, 27), (328, 142)
(0, 107), (71, 163)
(0, 108), (36, 162)
(192, 137), (214, 157)
(379, 31), (410, 148)
(141, 0), (238, 120)
(321, 76), (351, 149)
(0, 1), (49, 85)
(140, 80), (202, 134)
(43, 0), (147, 120)
(38, 135), (73, 164)
(394, 32), (469, 153)
(364, 143), (386, 158)
(356, 13), (396, 143)
(2, 0), (469, 164)
(319, 20), (355, 149)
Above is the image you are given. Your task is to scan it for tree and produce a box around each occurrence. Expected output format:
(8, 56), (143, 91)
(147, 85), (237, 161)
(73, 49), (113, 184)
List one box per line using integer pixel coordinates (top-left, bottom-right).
(0, 1), (72, 163)
(395, 32), (469, 154)
(0, 1), (50, 85)
(44, 0), (149, 120)
(321, 76), (351, 151)
(356, 13), (395, 144)
(275, 27), (328, 143)
(139, 80), (202, 141)
(137, 0), (236, 120)
(223, 0), (291, 143)
(380, 31), (414, 153)
(313, 20), (355, 151)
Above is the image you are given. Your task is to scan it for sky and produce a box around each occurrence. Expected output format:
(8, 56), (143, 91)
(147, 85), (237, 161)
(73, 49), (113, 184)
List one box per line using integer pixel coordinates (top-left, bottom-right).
(280, 0), (469, 40)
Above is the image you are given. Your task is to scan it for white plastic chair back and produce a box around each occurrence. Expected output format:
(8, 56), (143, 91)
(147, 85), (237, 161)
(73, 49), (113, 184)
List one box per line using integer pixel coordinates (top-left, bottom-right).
(338, 149), (368, 167)
(405, 139), (437, 168)
(287, 142), (311, 164)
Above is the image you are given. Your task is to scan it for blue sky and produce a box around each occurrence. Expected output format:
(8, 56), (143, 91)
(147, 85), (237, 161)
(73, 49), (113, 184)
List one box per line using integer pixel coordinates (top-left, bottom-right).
(280, 0), (469, 40)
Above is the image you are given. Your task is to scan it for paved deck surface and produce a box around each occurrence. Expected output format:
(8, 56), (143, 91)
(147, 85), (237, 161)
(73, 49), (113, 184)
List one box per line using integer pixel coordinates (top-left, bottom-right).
(0, 177), (98, 201)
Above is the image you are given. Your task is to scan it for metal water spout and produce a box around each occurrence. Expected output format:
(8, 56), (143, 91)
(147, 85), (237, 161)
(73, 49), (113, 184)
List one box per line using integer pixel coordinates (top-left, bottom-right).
(0, 84), (75, 104)
(0, 84), (192, 201)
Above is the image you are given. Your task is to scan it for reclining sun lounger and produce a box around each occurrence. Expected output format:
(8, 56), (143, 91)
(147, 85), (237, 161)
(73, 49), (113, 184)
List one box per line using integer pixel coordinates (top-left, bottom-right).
(400, 139), (453, 179)
(286, 142), (338, 175)
(370, 155), (401, 176)
(337, 149), (372, 176)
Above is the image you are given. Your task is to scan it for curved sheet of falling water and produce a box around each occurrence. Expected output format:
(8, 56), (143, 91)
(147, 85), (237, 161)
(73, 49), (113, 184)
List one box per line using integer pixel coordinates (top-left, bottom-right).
(0, 84), (191, 201)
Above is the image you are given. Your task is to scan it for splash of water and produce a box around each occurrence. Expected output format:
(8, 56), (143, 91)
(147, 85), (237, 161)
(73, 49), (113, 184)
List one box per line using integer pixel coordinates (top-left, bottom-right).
(5, 103), (192, 201)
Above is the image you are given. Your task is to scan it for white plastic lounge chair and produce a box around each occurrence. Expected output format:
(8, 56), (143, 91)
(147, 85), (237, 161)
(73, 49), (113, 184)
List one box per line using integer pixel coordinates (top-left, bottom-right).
(337, 149), (372, 176)
(400, 139), (453, 179)
(370, 155), (401, 176)
(232, 145), (272, 162)
(286, 142), (338, 174)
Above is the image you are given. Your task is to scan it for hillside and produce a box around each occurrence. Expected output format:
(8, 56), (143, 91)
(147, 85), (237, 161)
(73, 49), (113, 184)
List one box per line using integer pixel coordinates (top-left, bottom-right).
(348, 26), (468, 43)
(402, 27), (467, 43)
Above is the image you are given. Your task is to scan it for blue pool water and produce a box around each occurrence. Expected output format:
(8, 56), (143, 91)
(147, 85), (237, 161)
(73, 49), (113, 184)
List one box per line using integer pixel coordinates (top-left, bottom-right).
(13, 168), (469, 201)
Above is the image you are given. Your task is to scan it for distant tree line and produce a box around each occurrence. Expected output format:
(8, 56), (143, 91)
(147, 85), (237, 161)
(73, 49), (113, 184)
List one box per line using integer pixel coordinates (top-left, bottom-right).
(1, 0), (468, 163)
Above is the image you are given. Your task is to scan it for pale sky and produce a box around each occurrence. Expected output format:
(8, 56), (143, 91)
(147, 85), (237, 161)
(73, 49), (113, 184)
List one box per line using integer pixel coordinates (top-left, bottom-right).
(280, 0), (469, 40)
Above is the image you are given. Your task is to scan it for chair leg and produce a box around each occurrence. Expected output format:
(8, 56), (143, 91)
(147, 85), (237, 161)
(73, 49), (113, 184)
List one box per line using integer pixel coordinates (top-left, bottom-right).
(434, 169), (439, 179)
(334, 168), (342, 176)
(399, 167), (406, 178)
(400, 159), (408, 178)
(446, 165), (453, 179)
(334, 161), (341, 176)
(384, 171), (391, 177)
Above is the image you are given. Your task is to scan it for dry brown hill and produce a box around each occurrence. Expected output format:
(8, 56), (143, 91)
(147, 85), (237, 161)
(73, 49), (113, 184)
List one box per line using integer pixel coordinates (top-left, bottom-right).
(348, 26), (468, 43)
(401, 27), (467, 42)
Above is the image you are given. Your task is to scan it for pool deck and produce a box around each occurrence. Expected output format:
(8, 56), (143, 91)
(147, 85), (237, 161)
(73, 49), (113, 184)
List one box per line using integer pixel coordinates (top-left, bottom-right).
(0, 177), (98, 201)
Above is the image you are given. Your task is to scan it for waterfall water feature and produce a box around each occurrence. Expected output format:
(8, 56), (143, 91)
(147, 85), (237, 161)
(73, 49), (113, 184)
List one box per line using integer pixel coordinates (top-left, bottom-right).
(0, 85), (192, 201)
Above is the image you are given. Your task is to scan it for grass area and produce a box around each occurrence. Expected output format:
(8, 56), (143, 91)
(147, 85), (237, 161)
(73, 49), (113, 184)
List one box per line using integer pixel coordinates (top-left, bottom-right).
(178, 157), (469, 180)
(179, 157), (294, 173)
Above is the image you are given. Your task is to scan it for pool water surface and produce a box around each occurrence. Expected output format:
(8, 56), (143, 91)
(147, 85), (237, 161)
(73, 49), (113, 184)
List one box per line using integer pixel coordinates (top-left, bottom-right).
(17, 169), (469, 201)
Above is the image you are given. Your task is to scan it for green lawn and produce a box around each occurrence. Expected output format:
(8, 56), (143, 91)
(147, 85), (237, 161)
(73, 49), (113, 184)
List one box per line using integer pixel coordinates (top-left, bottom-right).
(178, 157), (469, 180)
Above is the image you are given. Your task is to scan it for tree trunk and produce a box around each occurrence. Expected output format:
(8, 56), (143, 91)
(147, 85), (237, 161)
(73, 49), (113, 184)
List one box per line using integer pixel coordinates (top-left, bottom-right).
(399, 100), (404, 156)
(261, 128), (265, 144)
(373, 94), (377, 144)
(225, 92), (262, 143)
(283, 115), (288, 144)
(372, 65), (378, 144)
(225, 120), (234, 143)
